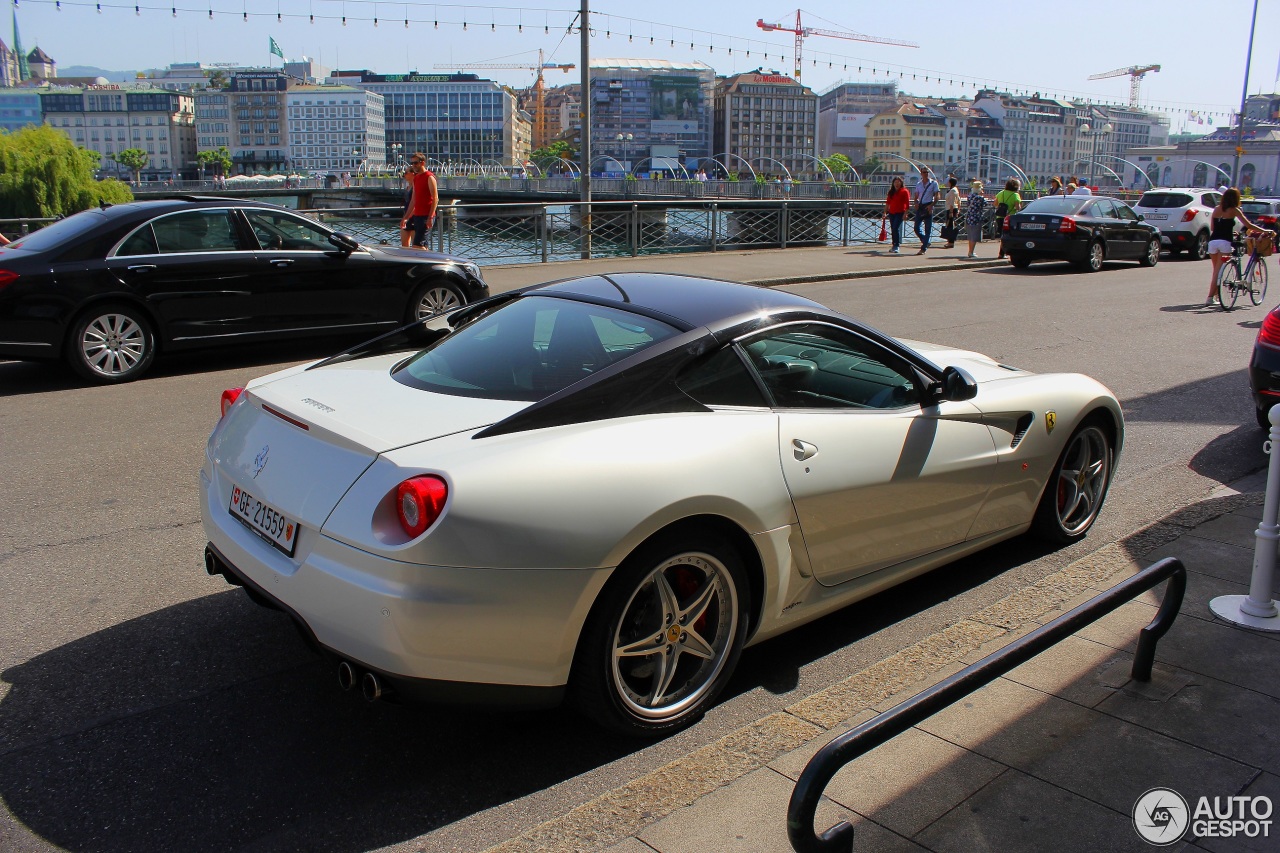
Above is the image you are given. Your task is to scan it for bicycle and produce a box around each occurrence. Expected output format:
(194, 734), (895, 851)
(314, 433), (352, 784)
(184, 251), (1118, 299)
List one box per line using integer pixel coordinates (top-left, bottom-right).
(1216, 233), (1270, 309)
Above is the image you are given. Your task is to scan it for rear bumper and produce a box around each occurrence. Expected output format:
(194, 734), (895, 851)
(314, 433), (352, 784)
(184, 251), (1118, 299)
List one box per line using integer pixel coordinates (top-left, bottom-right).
(199, 467), (611, 706)
(1000, 236), (1089, 262)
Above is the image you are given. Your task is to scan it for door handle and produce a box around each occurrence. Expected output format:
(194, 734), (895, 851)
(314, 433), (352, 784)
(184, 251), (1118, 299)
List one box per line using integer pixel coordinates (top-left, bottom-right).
(126, 264), (157, 273)
(269, 259), (294, 267)
(792, 439), (818, 461)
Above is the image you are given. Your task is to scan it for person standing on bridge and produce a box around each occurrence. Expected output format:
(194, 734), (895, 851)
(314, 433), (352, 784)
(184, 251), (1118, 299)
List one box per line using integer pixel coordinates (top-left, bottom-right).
(399, 167), (415, 248)
(401, 153), (439, 250)
(883, 176), (910, 254)
(912, 166), (940, 255)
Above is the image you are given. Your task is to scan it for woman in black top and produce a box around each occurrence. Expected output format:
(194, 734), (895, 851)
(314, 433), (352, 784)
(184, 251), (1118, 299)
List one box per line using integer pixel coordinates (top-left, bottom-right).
(1207, 188), (1263, 306)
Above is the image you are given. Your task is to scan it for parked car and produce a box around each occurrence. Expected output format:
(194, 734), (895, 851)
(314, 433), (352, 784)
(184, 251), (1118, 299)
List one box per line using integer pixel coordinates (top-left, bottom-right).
(1001, 195), (1162, 271)
(0, 198), (488, 383)
(201, 272), (1123, 736)
(1133, 188), (1221, 259)
(1241, 198), (1280, 236)
(1249, 302), (1280, 428)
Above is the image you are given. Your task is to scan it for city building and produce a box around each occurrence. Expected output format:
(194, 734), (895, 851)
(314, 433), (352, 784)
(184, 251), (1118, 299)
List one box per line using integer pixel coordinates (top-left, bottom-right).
(41, 86), (196, 180)
(226, 71), (290, 174)
(286, 84), (385, 176)
(712, 69), (819, 179)
(589, 59), (716, 174)
(194, 89), (231, 156)
(1125, 122), (1280, 194)
(331, 70), (529, 168)
(0, 37), (19, 87)
(816, 81), (902, 172)
(0, 86), (41, 132)
(26, 45), (53, 80)
(865, 103), (946, 177)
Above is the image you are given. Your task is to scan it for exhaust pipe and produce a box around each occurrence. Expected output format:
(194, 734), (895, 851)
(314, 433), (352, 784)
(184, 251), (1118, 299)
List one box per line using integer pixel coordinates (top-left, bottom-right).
(361, 671), (384, 702)
(204, 547), (221, 576)
(337, 661), (357, 692)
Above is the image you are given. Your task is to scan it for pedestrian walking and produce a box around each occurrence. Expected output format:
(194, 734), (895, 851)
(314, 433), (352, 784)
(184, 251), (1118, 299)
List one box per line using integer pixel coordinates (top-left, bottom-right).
(1046, 176), (1064, 196)
(1071, 180), (1093, 196)
(994, 178), (1022, 259)
(965, 179), (987, 258)
(883, 176), (910, 254)
(942, 176), (961, 249)
(400, 152), (439, 250)
(912, 166), (940, 254)
(1206, 187), (1265, 306)
(782, 175), (793, 198)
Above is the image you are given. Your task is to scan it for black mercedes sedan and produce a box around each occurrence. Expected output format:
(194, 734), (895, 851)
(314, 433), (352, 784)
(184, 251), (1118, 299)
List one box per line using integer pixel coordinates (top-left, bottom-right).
(0, 198), (488, 383)
(1001, 195), (1162, 272)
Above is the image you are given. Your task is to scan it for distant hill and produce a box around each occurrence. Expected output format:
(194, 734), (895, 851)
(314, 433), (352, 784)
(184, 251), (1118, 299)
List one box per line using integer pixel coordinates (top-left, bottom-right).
(59, 66), (136, 82)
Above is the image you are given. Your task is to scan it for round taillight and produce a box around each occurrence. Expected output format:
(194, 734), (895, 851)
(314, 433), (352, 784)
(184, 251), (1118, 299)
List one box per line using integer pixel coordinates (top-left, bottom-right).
(220, 387), (244, 418)
(396, 475), (448, 537)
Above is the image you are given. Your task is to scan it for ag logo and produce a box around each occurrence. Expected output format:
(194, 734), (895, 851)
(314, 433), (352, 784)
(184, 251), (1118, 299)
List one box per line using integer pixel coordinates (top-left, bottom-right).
(1133, 787), (1189, 845)
(1045, 411), (1057, 434)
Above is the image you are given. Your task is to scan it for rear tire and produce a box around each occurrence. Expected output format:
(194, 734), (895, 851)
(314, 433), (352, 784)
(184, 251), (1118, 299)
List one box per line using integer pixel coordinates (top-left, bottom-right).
(1075, 241), (1104, 272)
(1031, 417), (1113, 545)
(1139, 238), (1160, 267)
(1009, 255), (1032, 269)
(1218, 264), (1240, 309)
(569, 531), (749, 737)
(1191, 231), (1209, 261)
(1256, 405), (1272, 430)
(65, 303), (156, 384)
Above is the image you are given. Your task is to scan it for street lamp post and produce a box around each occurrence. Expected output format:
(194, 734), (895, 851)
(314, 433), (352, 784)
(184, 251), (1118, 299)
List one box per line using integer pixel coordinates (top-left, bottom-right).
(615, 132), (633, 173)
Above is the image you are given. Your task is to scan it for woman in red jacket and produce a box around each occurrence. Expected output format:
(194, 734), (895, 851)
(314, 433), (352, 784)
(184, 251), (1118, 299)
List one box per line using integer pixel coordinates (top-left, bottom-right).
(882, 176), (910, 254)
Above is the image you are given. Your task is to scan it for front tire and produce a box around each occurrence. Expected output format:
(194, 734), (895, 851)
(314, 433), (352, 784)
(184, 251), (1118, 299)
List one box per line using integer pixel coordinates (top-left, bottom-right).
(1139, 238), (1160, 267)
(570, 532), (749, 737)
(1032, 418), (1113, 545)
(406, 280), (464, 322)
(1248, 258), (1268, 306)
(66, 303), (156, 383)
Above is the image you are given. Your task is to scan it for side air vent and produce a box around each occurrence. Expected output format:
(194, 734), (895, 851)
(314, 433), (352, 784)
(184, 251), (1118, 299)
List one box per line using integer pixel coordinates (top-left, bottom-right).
(1010, 413), (1034, 448)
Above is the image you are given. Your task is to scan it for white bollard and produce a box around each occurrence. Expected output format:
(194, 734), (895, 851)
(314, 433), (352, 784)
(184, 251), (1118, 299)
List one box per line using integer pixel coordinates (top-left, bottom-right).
(1209, 405), (1280, 631)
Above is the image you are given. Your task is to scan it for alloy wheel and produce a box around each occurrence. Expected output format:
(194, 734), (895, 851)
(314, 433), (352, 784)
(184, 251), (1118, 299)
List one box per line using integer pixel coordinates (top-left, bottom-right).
(80, 312), (149, 377)
(1054, 426), (1110, 536)
(415, 285), (462, 319)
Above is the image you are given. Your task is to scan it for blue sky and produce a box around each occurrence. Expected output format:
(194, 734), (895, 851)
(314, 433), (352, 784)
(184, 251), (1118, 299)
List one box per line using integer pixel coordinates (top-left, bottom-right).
(14, 0), (1280, 131)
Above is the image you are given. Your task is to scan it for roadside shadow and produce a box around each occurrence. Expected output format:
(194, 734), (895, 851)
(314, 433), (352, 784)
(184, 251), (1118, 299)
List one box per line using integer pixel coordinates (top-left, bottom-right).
(1187, 422), (1269, 484)
(1159, 303), (1222, 313)
(0, 590), (637, 852)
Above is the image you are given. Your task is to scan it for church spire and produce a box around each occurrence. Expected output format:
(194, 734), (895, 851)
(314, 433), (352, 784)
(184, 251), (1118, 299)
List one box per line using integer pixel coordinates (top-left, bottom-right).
(13, 8), (28, 80)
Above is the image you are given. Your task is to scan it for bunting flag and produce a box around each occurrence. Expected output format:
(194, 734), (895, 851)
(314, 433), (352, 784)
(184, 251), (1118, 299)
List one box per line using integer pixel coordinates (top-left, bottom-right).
(269, 37), (284, 59)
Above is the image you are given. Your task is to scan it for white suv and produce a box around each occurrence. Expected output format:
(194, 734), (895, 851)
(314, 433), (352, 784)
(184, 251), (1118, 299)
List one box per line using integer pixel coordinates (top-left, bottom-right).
(1133, 188), (1221, 259)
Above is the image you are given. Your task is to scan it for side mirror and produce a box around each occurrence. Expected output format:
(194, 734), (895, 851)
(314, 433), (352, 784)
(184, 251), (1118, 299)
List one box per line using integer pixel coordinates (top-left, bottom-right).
(1136, 213), (1144, 221)
(328, 232), (359, 253)
(929, 366), (978, 403)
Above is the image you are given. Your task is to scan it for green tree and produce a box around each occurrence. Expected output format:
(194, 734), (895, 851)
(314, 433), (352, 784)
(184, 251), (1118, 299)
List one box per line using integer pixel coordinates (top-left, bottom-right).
(820, 153), (853, 181)
(112, 148), (150, 183)
(196, 146), (233, 179)
(207, 70), (228, 89)
(0, 124), (132, 218)
(531, 140), (576, 171)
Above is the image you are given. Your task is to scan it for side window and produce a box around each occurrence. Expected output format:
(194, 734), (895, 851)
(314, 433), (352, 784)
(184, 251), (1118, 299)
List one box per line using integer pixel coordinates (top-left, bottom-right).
(244, 210), (335, 251)
(1113, 202), (1137, 221)
(116, 224), (158, 256)
(151, 210), (242, 253)
(1202, 193), (1220, 208)
(1090, 199), (1117, 219)
(741, 324), (919, 410)
(676, 347), (767, 407)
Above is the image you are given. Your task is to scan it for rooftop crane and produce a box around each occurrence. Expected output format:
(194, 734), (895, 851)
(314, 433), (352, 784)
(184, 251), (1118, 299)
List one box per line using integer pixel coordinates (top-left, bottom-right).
(1087, 64), (1161, 109)
(433, 50), (574, 151)
(755, 9), (917, 84)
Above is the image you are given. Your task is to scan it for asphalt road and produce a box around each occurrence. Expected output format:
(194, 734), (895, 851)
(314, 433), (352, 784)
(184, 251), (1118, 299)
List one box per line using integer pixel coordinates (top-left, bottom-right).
(0, 255), (1268, 853)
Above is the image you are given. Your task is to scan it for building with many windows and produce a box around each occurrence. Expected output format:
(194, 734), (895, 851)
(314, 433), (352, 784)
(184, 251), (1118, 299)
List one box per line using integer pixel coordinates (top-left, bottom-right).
(712, 69), (818, 179)
(41, 86), (196, 180)
(226, 71), (290, 174)
(816, 81), (902, 171)
(330, 70), (529, 168)
(866, 103), (946, 176)
(194, 89), (231, 158)
(0, 86), (40, 132)
(589, 59), (716, 174)
(286, 85), (384, 175)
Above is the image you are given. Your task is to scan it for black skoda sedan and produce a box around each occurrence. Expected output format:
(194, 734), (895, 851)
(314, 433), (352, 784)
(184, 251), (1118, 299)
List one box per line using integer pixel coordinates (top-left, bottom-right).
(1001, 195), (1162, 272)
(0, 198), (488, 383)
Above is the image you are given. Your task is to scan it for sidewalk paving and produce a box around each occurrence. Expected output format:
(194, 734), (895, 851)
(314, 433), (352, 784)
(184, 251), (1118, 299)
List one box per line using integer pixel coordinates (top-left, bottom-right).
(485, 472), (1280, 853)
(481, 241), (1007, 294)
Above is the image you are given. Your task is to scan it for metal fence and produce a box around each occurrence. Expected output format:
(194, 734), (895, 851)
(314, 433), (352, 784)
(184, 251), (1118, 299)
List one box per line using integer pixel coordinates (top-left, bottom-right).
(306, 199), (990, 265)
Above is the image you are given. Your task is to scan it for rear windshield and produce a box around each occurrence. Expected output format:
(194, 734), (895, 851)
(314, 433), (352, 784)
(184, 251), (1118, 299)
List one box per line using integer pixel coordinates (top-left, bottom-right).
(393, 295), (681, 401)
(1138, 193), (1193, 209)
(1021, 197), (1087, 215)
(4, 209), (110, 253)
(1242, 202), (1274, 216)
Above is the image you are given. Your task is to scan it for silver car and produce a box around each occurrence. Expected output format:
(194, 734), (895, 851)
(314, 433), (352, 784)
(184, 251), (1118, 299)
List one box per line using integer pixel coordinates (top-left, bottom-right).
(200, 273), (1123, 736)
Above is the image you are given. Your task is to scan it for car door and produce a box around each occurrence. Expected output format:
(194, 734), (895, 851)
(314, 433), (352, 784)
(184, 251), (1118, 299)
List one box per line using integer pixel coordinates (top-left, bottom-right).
(742, 322), (999, 587)
(106, 208), (261, 344)
(1086, 198), (1129, 258)
(241, 208), (399, 335)
(1113, 200), (1149, 257)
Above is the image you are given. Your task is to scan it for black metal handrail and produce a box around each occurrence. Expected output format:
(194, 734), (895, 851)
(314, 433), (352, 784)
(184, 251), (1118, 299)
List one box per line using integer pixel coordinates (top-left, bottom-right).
(787, 556), (1187, 853)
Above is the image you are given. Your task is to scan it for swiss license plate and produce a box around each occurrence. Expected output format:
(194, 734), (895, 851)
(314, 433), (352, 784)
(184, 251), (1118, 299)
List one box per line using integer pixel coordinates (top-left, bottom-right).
(229, 483), (299, 555)
(1148, 213), (1168, 220)
(1021, 223), (1046, 230)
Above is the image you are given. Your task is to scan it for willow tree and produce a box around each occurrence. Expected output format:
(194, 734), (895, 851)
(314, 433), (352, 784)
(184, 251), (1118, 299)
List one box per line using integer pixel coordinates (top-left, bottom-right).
(0, 124), (133, 218)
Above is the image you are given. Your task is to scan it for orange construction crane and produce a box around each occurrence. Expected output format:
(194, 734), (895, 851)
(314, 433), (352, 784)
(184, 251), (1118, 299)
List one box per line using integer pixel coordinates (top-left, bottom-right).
(1087, 64), (1160, 109)
(756, 9), (917, 83)
(434, 50), (574, 150)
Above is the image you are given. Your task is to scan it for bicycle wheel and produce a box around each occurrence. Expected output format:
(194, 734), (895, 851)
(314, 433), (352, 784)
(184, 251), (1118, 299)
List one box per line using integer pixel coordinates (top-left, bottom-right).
(1218, 262), (1241, 309)
(1248, 257), (1269, 306)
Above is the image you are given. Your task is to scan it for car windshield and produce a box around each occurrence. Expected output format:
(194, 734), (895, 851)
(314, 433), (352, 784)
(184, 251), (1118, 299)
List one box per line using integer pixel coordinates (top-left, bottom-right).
(1021, 197), (1087, 215)
(1242, 202), (1272, 216)
(1138, 192), (1193, 208)
(4, 209), (110, 253)
(393, 295), (681, 401)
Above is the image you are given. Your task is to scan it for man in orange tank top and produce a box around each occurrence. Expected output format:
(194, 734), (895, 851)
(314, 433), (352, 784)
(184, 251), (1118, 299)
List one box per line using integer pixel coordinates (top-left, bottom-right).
(400, 152), (438, 249)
